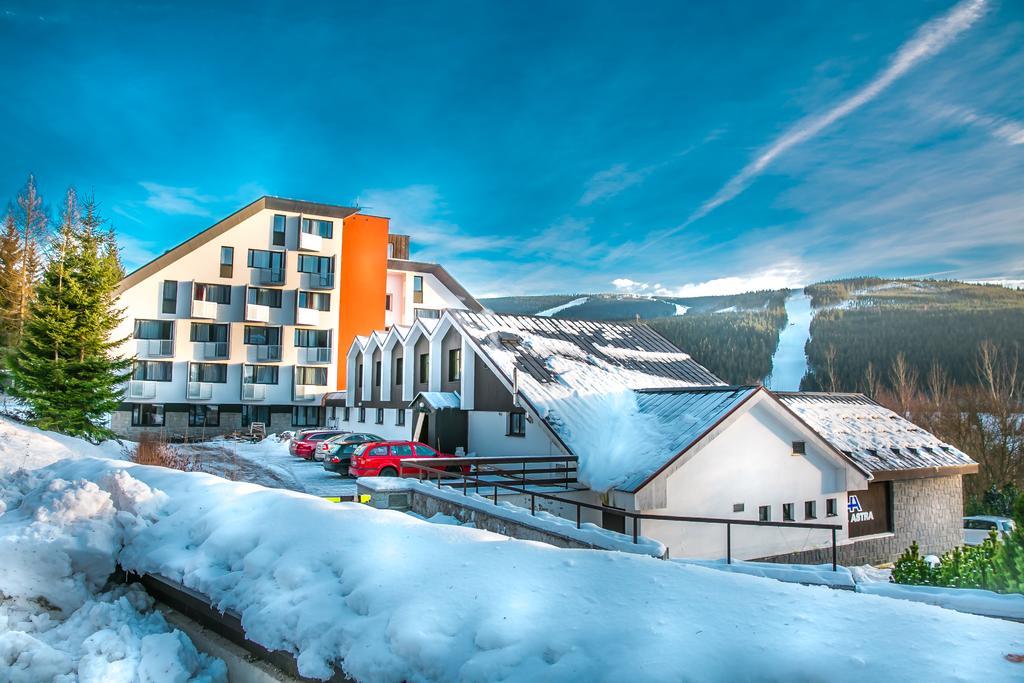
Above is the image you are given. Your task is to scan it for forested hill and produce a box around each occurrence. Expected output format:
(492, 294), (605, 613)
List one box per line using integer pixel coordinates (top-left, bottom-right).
(480, 291), (785, 320)
(801, 278), (1024, 392)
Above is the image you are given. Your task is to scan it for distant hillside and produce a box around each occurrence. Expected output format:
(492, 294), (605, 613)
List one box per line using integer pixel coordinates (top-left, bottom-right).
(479, 290), (784, 320)
(802, 278), (1024, 392)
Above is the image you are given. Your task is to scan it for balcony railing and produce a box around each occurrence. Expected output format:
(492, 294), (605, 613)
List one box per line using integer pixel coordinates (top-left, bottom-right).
(245, 303), (270, 323)
(255, 345), (282, 362)
(191, 299), (218, 319)
(186, 382), (213, 400)
(137, 339), (173, 357)
(241, 383), (267, 401)
(199, 341), (229, 360)
(293, 384), (319, 401)
(303, 347), (331, 363)
(295, 307), (319, 326)
(252, 268), (286, 286)
(305, 271), (334, 290)
(126, 380), (157, 399)
(298, 231), (323, 252)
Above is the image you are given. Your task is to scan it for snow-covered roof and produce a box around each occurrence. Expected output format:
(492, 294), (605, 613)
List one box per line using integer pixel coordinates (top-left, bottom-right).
(410, 391), (462, 410)
(776, 393), (978, 476)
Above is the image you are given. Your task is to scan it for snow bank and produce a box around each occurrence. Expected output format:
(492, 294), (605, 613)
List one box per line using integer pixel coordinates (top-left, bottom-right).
(856, 582), (1024, 621)
(10, 457), (1024, 682)
(0, 466), (224, 681)
(0, 416), (127, 475)
(678, 558), (856, 589)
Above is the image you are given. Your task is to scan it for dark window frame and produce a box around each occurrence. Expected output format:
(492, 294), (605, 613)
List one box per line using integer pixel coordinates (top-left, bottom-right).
(783, 503), (795, 522)
(358, 407), (366, 423)
(134, 319), (174, 340)
(220, 246), (234, 278)
(507, 411), (526, 437)
(826, 498), (838, 517)
(194, 282), (231, 304)
(243, 364), (279, 385)
(395, 358), (404, 385)
(247, 287), (283, 308)
(291, 405), (322, 428)
(188, 362), (228, 384)
(805, 500), (817, 520)
(375, 408), (384, 424)
(418, 353), (429, 384)
(188, 404), (220, 427)
(395, 409), (405, 426)
(131, 403), (164, 426)
(162, 281), (178, 314)
(300, 217), (333, 238)
(272, 214), (287, 246)
(413, 275), (424, 303)
(244, 325), (281, 346)
(447, 348), (461, 382)
(758, 505), (771, 522)
(132, 360), (173, 382)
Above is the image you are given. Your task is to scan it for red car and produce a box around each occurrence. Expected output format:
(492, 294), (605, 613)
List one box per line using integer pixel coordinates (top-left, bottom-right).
(289, 429), (347, 460)
(348, 441), (464, 478)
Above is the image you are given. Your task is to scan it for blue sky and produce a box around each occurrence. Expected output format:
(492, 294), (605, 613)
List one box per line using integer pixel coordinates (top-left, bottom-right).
(1, 0), (1022, 297)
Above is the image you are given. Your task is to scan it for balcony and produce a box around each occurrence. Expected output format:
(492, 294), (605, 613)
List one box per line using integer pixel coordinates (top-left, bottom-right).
(252, 268), (285, 287)
(293, 384), (319, 401)
(304, 271), (334, 290)
(191, 299), (218, 319)
(137, 339), (173, 358)
(254, 345), (282, 362)
(298, 231), (323, 252)
(186, 382), (213, 400)
(198, 342), (229, 360)
(241, 383), (267, 401)
(295, 307), (319, 326)
(126, 380), (156, 399)
(245, 303), (270, 323)
(302, 347), (331, 364)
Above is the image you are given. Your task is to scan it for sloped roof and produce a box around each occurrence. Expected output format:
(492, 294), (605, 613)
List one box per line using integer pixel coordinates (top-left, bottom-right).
(410, 391), (462, 410)
(389, 259), (483, 312)
(775, 393), (978, 477)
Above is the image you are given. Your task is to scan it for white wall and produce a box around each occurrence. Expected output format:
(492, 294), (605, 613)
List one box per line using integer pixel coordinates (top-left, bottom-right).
(467, 411), (561, 457)
(330, 407), (413, 441)
(639, 401), (850, 561)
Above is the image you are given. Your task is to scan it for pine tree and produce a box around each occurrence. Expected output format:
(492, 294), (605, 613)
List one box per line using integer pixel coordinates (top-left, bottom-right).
(0, 207), (20, 349)
(7, 190), (131, 441)
(12, 174), (48, 346)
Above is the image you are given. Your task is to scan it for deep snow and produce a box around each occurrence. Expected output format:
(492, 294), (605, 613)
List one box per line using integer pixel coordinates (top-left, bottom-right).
(6, 454), (1024, 681)
(536, 297), (588, 317)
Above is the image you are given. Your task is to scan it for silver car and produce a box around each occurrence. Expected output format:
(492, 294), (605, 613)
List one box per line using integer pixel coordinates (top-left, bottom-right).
(963, 515), (1015, 546)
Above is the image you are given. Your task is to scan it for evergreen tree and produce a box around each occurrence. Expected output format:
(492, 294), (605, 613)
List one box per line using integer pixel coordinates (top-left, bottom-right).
(7, 190), (130, 441)
(0, 207), (20, 349)
(12, 174), (48, 346)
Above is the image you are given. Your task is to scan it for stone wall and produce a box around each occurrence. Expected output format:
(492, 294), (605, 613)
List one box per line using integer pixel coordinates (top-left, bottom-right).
(765, 475), (964, 566)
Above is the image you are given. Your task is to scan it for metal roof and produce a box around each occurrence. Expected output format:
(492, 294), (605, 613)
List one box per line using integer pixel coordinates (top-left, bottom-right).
(775, 392), (977, 475)
(410, 391), (462, 411)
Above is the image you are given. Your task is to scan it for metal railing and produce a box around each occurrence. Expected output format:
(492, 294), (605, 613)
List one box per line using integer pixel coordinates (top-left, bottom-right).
(304, 347), (331, 363)
(126, 380), (157, 399)
(187, 381), (213, 400)
(403, 457), (843, 570)
(306, 271), (334, 289)
(138, 339), (173, 357)
(255, 345), (282, 361)
(200, 341), (229, 359)
(253, 268), (285, 286)
(241, 383), (267, 401)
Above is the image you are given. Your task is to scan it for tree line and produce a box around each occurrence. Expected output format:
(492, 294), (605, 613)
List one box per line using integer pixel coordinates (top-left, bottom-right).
(0, 175), (128, 441)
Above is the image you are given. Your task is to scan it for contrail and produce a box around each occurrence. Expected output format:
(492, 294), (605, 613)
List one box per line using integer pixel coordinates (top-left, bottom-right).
(683, 0), (988, 227)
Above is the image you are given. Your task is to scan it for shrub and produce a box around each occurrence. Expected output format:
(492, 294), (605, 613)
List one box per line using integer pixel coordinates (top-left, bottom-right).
(131, 433), (198, 471)
(892, 536), (1001, 590)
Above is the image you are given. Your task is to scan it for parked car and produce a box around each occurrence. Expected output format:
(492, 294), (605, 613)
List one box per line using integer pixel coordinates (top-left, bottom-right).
(313, 432), (385, 462)
(963, 515), (1015, 545)
(323, 439), (378, 475)
(288, 429), (347, 460)
(348, 441), (465, 478)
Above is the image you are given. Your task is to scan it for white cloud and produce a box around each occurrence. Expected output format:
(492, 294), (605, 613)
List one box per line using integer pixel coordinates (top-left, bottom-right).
(611, 278), (650, 292)
(615, 267), (806, 298)
(579, 164), (649, 205)
(683, 0), (988, 227)
(940, 104), (1024, 145)
(116, 233), (161, 272)
(139, 182), (214, 216)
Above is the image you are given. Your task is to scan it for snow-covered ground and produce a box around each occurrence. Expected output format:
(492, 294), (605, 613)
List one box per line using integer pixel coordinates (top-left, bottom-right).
(4, 450), (1023, 680)
(0, 416), (128, 474)
(764, 290), (812, 391)
(536, 296), (588, 317)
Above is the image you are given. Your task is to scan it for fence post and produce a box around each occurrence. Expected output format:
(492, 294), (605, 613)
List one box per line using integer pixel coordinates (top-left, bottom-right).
(831, 528), (837, 572)
(493, 485), (498, 504)
(531, 493), (535, 516)
(576, 504), (581, 529)
(726, 523), (731, 565)
(633, 516), (639, 544)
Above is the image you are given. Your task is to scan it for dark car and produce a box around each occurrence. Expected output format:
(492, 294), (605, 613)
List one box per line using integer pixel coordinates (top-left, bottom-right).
(288, 429), (347, 460)
(322, 439), (376, 475)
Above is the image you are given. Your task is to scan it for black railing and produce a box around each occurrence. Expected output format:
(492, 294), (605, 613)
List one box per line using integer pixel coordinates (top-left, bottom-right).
(402, 457), (843, 570)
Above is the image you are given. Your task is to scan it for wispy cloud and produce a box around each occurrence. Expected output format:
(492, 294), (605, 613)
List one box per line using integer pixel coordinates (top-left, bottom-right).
(579, 163), (650, 205)
(939, 104), (1024, 146)
(612, 266), (806, 298)
(140, 182), (215, 216)
(116, 233), (161, 272)
(682, 0), (988, 227)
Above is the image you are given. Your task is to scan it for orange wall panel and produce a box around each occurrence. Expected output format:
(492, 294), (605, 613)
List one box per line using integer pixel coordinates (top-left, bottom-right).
(337, 214), (389, 388)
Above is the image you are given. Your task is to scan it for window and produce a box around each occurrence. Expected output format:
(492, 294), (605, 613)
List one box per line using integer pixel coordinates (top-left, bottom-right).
(242, 405), (269, 427)
(134, 320), (173, 340)
(413, 275), (424, 303)
(374, 360), (382, 387)
(415, 308), (441, 320)
(358, 407), (365, 423)
(244, 325), (281, 345)
(805, 501), (817, 519)
(385, 293), (392, 311)
(190, 323), (229, 343)
(272, 214), (287, 246)
(247, 249), (285, 271)
(189, 363), (228, 383)
(247, 287), (282, 308)
(356, 363), (363, 387)
(295, 366), (328, 386)
(507, 411), (526, 437)
(294, 329), (330, 347)
(220, 246), (234, 278)
(132, 361), (172, 381)
(826, 498), (838, 517)
(792, 441), (806, 455)
(447, 348), (461, 381)
(375, 408), (384, 424)
(297, 291), (330, 311)
(783, 503), (795, 522)
(733, 503), (745, 513)
(301, 218), (333, 238)
(395, 410), (405, 426)
(194, 283), (231, 304)
(413, 444), (437, 457)
(297, 255), (334, 274)
(292, 406), (322, 427)
(392, 443), (413, 456)
(188, 405), (220, 427)
(418, 353), (429, 384)
(342, 407), (350, 422)
(368, 445), (387, 456)
(395, 358), (403, 385)
(758, 505), (771, 522)
(131, 404), (164, 426)
(243, 364), (279, 384)
(162, 281), (178, 314)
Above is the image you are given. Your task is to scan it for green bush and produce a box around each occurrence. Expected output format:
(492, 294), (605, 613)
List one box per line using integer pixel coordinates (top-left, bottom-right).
(891, 536), (1001, 590)
(966, 483), (1021, 518)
